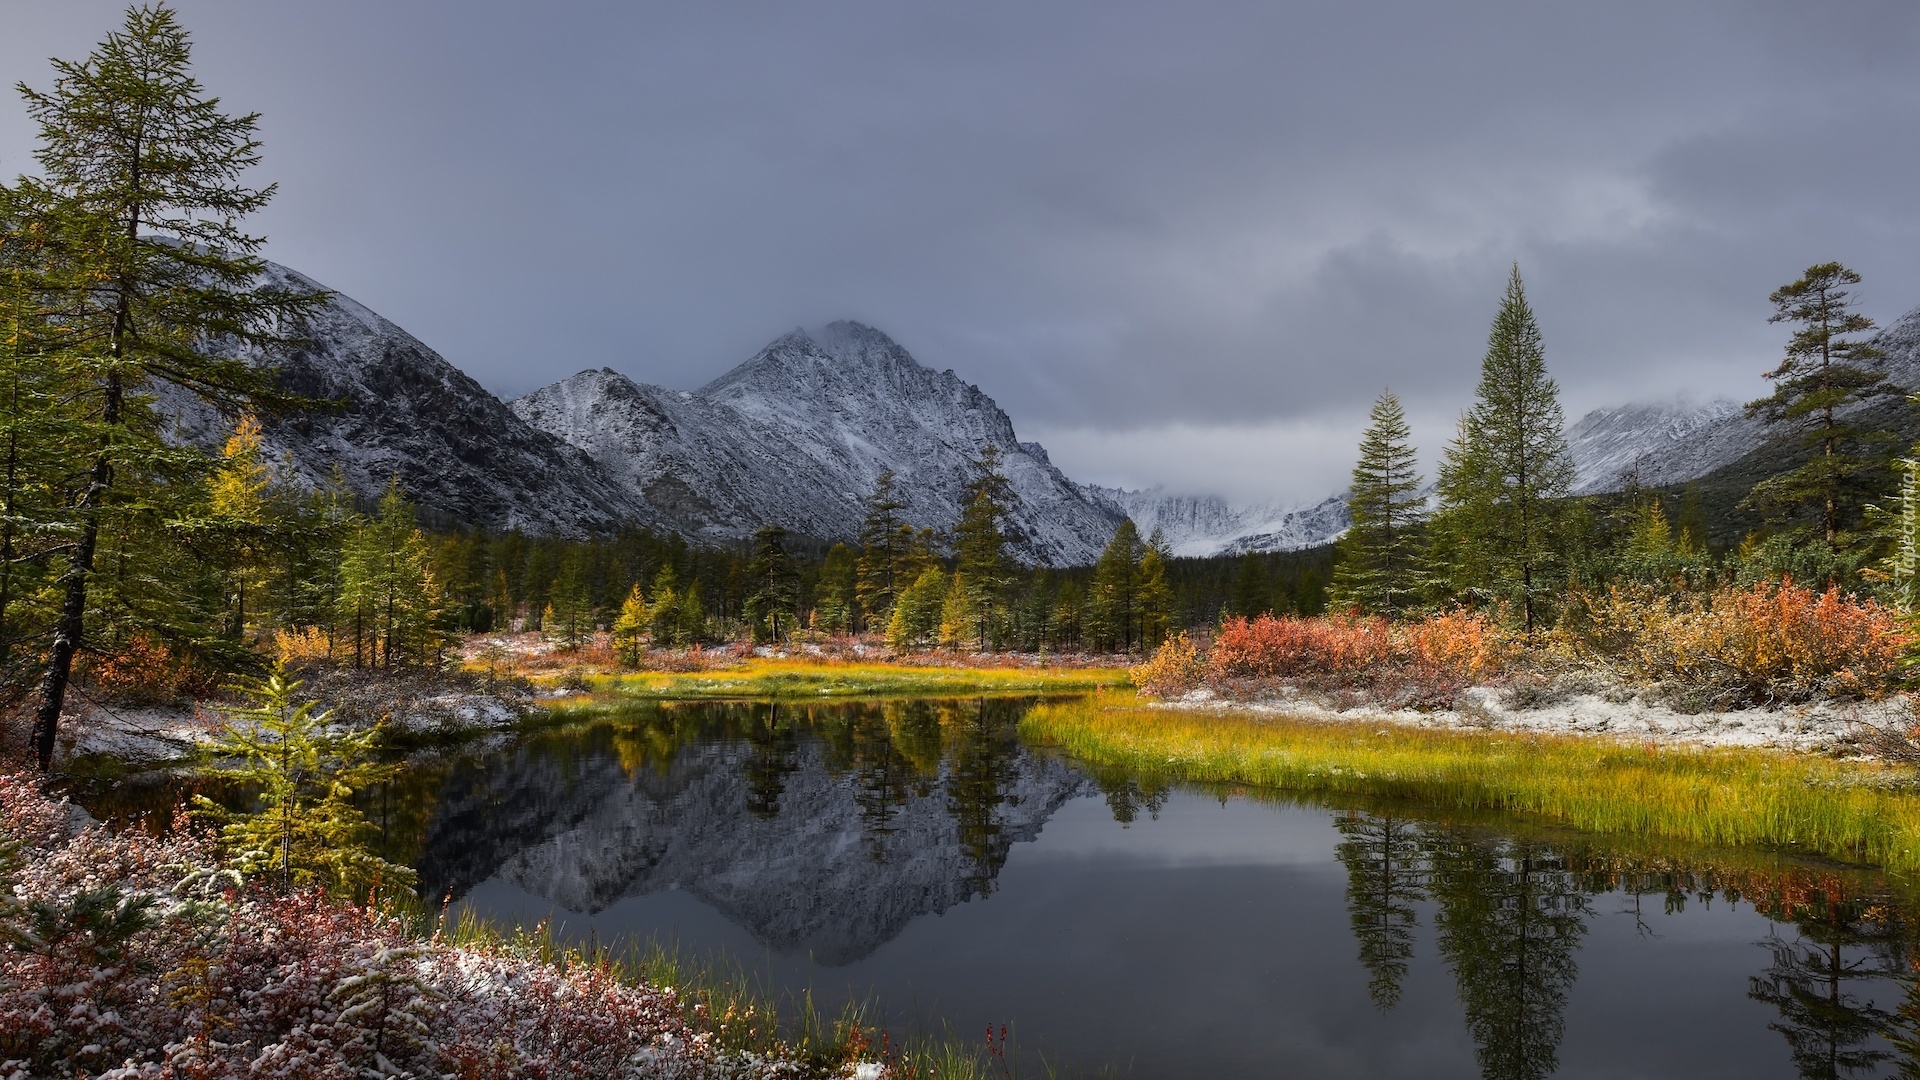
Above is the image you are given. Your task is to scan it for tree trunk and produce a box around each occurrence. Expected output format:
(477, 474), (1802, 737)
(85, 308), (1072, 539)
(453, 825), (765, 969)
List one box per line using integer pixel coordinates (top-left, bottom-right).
(33, 405), (115, 770)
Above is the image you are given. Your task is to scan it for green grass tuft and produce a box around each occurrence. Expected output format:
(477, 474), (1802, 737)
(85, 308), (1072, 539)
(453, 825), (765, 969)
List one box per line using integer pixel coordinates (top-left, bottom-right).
(1021, 694), (1920, 875)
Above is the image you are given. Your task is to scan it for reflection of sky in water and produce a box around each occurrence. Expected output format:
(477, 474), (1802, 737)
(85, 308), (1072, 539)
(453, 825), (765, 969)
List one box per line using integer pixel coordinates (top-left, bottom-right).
(457, 782), (1908, 1080)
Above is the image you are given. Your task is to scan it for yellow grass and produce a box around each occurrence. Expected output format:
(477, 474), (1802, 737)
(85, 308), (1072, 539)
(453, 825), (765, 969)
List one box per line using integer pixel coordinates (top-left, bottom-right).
(1022, 693), (1920, 875)
(584, 658), (1131, 700)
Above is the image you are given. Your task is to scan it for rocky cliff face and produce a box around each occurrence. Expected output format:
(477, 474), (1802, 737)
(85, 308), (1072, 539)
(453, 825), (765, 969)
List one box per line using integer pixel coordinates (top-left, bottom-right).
(164, 261), (652, 536)
(510, 321), (1125, 564)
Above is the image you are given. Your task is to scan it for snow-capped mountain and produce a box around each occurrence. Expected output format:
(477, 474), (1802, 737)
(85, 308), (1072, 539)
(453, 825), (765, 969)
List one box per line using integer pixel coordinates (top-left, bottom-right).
(1563, 399), (1759, 495)
(511, 322), (1125, 564)
(1564, 302), (1920, 495)
(1080, 486), (1349, 557)
(166, 261), (652, 536)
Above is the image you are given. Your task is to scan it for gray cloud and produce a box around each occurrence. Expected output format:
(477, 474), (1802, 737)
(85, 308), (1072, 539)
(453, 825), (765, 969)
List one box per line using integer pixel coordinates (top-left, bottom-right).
(5, 1), (1920, 502)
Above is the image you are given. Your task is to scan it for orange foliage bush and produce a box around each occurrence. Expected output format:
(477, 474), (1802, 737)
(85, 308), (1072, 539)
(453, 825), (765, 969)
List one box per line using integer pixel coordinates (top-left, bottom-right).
(80, 632), (203, 702)
(1191, 610), (1510, 708)
(1560, 578), (1908, 706)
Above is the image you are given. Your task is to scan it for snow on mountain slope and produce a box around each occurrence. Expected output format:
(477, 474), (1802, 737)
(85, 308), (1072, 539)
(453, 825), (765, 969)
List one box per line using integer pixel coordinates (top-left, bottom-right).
(1079, 485), (1348, 556)
(1563, 399), (1757, 495)
(512, 322), (1125, 564)
(161, 261), (652, 536)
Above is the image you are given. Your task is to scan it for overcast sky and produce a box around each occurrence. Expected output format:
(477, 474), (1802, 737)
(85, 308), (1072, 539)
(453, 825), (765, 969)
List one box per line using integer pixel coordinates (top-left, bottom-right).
(6, 2), (1920, 503)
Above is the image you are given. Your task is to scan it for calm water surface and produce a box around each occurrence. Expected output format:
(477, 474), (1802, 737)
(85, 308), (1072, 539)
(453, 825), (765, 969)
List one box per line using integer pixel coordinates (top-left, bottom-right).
(92, 697), (1920, 1079)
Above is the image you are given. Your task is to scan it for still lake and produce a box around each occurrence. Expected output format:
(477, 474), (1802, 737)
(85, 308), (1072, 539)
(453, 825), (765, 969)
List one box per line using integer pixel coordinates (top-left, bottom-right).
(90, 696), (1920, 1078)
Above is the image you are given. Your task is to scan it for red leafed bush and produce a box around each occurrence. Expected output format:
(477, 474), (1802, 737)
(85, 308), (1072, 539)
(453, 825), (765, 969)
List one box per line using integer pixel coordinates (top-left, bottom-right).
(0, 772), (832, 1079)
(1141, 610), (1510, 709)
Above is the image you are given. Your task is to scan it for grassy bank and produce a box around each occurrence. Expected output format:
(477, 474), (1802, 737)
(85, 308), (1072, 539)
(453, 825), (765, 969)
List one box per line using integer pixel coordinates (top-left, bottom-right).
(584, 658), (1130, 700)
(1021, 694), (1920, 876)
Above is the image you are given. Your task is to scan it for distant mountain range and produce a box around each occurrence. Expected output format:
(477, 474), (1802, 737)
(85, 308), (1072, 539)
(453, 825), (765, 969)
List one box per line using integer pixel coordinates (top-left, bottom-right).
(175, 261), (1920, 564)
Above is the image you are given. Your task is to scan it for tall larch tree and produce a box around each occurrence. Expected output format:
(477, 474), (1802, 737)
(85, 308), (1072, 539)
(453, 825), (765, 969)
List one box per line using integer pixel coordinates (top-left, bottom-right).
(1433, 265), (1574, 634)
(1088, 518), (1143, 652)
(1744, 262), (1897, 552)
(745, 524), (799, 643)
(19, 4), (321, 769)
(1332, 390), (1427, 617)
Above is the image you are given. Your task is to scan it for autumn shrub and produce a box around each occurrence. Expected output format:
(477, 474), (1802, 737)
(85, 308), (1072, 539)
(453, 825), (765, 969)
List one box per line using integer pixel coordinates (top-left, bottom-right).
(1130, 632), (1207, 697)
(1557, 578), (1908, 708)
(79, 631), (208, 703)
(1188, 611), (1510, 709)
(0, 771), (858, 1079)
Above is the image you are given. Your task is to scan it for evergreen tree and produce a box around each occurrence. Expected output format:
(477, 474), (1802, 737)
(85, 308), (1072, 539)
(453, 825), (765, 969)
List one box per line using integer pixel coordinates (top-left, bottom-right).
(609, 584), (649, 666)
(19, 6), (323, 768)
(886, 566), (948, 651)
(648, 564), (680, 645)
(745, 524), (799, 643)
(1744, 262), (1897, 552)
(953, 445), (1016, 649)
(191, 667), (413, 899)
(1088, 518), (1143, 653)
(542, 554), (593, 650)
(1227, 553), (1269, 617)
(677, 577), (706, 644)
(814, 542), (857, 634)
(1137, 529), (1174, 648)
(856, 469), (908, 630)
(1749, 898), (1902, 1080)
(1332, 390), (1427, 617)
(1433, 266), (1575, 633)
(337, 483), (444, 668)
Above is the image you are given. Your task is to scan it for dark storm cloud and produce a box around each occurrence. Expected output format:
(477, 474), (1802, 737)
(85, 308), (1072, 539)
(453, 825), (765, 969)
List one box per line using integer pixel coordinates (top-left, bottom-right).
(4, 1), (1920, 500)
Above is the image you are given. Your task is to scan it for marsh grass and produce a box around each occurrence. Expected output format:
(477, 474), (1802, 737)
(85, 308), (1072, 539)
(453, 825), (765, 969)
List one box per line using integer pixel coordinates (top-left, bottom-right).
(584, 659), (1130, 701)
(1023, 694), (1920, 876)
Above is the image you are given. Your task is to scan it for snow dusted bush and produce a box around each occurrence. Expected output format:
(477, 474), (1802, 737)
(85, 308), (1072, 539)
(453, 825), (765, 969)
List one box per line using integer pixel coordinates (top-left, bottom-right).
(1180, 610), (1511, 708)
(0, 773), (864, 1079)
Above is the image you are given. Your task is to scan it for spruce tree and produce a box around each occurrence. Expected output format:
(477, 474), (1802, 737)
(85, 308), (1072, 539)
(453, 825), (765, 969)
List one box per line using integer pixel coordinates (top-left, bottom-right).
(1744, 262), (1896, 551)
(745, 524), (799, 643)
(815, 542), (857, 634)
(19, 6), (322, 768)
(856, 470), (907, 630)
(1433, 266), (1575, 633)
(1088, 518), (1143, 652)
(647, 564), (680, 644)
(1137, 529), (1174, 648)
(952, 445), (1015, 649)
(1332, 390), (1427, 617)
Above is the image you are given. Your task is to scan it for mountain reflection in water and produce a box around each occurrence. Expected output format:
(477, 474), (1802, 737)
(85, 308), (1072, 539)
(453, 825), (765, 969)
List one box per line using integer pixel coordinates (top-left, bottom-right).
(93, 696), (1920, 1078)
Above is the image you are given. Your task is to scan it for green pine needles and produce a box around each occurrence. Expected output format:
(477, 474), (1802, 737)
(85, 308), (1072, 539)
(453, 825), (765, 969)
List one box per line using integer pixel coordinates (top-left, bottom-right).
(1744, 262), (1896, 552)
(1433, 265), (1575, 632)
(1333, 390), (1427, 617)
(193, 667), (413, 900)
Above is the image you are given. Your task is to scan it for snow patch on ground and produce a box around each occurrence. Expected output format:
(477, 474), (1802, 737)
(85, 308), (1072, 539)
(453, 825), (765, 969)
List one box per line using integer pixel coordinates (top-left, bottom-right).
(1162, 687), (1903, 753)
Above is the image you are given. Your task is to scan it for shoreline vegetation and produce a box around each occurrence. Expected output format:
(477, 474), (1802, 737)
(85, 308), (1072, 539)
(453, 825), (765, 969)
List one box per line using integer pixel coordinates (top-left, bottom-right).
(1023, 692), (1920, 876)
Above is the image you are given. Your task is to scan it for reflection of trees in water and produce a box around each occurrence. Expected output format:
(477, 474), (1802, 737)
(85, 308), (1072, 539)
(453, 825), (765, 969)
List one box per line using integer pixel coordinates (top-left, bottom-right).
(818, 700), (943, 861)
(742, 703), (800, 818)
(1428, 832), (1587, 1080)
(945, 699), (1026, 898)
(1334, 810), (1426, 1011)
(1331, 811), (1920, 1080)
(1747, 886), (1907, 1080)
(1096, 771), (1169, 826)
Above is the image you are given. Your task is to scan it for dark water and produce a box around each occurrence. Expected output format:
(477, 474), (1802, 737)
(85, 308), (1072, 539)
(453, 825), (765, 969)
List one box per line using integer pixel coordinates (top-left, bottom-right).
(85, 697), (1920, 1079)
